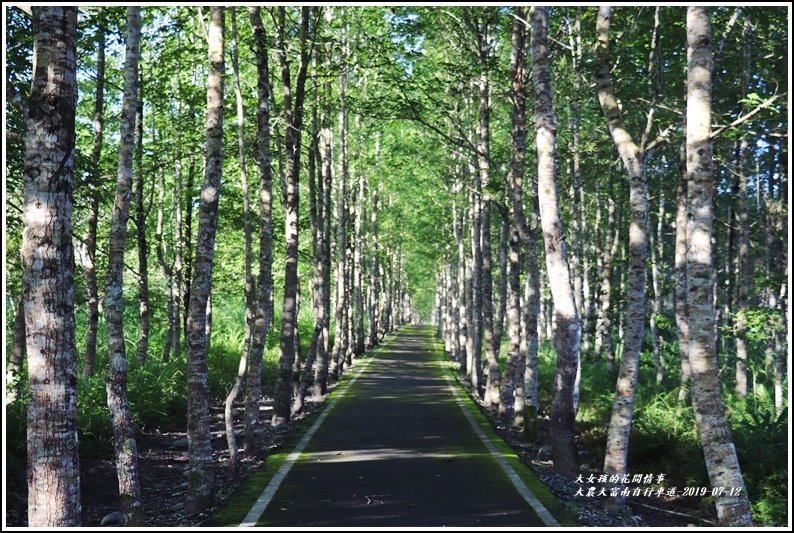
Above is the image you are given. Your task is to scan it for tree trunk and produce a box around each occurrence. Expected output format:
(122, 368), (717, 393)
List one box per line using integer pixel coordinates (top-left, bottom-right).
(7, 296), (27, 404)
(596, 5), (650, 510)
(368, 181), (381, 349)
(331, 50), (350, 383)
(494, 215), (508, 357)
(594, 169), (619, 364)
(504, 7), (539, 435)
(273, 7), (311, 427)
(314, 118), (334, 398)
(295, 59), (322, 413)
(530, 6), (580, 478)
(650, 188), (665, 383)
(104, 7), (143, 524)
(23, 8), (81, 525)
(685, 8), (752, 526)
(246, 6), (273, 458)
(224, 8), (255, 476)
(454, 180), (469, 371)
(182, 155), (196, 337)
(475, 62), (500, 409)
(501, 222), (522, 420)
(155, 167), (175, 363)
(675, 141), (691, 402)
(353, 155), (366, 357)
(504, 7), (529, 424)
(734, 18), (752, 399)
(172, 158), (183, 359)
(185, 6), (224, 513)
(84, 21), (105, 377)
(134, 73), (149, 365)
(521, 199), (541, 440)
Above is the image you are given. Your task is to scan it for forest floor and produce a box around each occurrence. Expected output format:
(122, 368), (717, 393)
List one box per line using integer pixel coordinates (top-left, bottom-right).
(5, 397), (325, 527)
(464, 382), (717, 527)
(6, 326), (712, 527)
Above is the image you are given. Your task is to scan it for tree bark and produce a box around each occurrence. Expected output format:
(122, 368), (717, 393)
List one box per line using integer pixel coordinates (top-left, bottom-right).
(182, 155), (196, 337)
(246, 6), (273, 458)
(734, 18), (752, 399)
(314, 118), (334, 398)
(530, 6), (580, 478)
(650, 187), (665, 383)
(23, 8), (81, 525)
(224, 8), (255, 476)
(675, 141), (692, 402)
(84, 20), (105, 377)
(7, 296), (27, 404)
(155, 167), (175, 363)
(353, 152), (366, 357)
(596, 5), (650, 510)
(186, 6), (224, 513)
(504, 6), (529, 424)
(273, 7), (311, 427)
(331, 46), (350, 383)
(134, 73), (149, 365)
(471, 24), (500, 407)
(685, 8), (752, 526)
(104, 7), (143, 524)
(594, 169), (619, 364)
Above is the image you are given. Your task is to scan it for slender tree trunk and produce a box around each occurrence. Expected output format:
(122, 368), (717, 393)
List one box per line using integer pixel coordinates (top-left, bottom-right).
(368, 182), (381, 349)
(182, 155), (195, 336)
(675, 142), (692, 402)
(501, 222), (522, 419)
(246, 6), (273, 458)
(331, 51), (350, 383)
(314, 119), (334, 397)
(173, 158), (183, 359)
(504, 7), (529, 424)
(224, 8), (255, 476)
(522, 196), (541, 440)
(185, 6), (224, 513)
(22, 8), (80, 525)
(474, 60), (500, 409)
(504, 8), (539, 435)
(650, 188), (665, 383)
(273, 7), (311, 427)
(685, 8), (752, 525)
(84, 21), (105, 377)
(155, 167), (175, 363)
(454, 180), (470, 371)
(594, 169), (619, 364)
(531, 6), (580, 478)
(494, 215), (508, 356)
(469, 175), (483, 396)
(353, 156), (366, 357)
(734, 18), (752, 399)
(134, 74), (149, 365)
(295, 59), (323, 413)
(7, 296), (27, 403)
(104, 7), (143, 524)
(596, 5), (650, 509)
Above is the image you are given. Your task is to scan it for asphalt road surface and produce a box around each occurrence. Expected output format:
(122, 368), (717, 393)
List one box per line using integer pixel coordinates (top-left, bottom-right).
(253, 326), (550, 527)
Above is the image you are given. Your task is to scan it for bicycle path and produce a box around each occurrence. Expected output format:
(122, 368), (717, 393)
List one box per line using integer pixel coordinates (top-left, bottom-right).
(243, 326), (558, 527)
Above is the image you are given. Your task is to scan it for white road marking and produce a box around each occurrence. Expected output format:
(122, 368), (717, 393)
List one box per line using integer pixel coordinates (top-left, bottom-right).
(240, 355), (375, 527)
(435, 349), (562, 527)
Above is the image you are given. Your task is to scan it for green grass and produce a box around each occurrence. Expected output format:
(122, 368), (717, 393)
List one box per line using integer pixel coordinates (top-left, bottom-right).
(484, 329), (787, 526)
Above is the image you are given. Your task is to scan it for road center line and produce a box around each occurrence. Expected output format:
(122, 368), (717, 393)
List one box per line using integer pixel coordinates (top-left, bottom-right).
(240, 353), (376, 527)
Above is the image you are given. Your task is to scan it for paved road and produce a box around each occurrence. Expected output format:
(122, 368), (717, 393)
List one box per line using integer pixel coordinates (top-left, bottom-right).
(254, 326), (549, 526)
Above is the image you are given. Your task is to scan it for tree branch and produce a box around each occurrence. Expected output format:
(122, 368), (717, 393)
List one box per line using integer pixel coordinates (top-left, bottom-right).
(709, 92), (786, 140)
